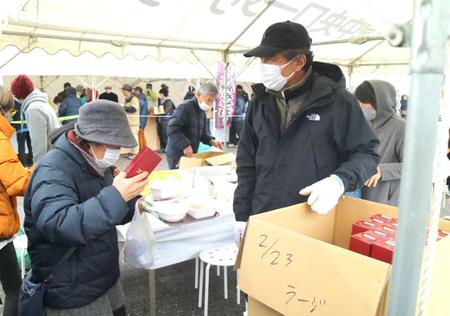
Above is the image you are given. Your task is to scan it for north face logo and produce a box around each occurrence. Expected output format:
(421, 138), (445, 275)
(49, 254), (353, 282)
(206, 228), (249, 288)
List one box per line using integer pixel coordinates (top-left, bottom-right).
(306, 113), (320, 121)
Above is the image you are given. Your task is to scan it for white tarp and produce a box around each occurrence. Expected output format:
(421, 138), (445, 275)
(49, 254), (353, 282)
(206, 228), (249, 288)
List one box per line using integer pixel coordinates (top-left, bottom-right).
(1, 0), (414, 71)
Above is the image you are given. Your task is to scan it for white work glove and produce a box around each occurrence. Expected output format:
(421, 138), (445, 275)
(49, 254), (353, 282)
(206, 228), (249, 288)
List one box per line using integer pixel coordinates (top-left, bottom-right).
(299, 175), (345, 215)
(234, 221), (247, 245)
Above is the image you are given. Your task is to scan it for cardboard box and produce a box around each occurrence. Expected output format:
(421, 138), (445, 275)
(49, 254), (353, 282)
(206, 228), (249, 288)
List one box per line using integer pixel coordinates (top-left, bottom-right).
(371, 239), (395, 264)
(236, 197), (450, 316)
(178, 151), (235, 169)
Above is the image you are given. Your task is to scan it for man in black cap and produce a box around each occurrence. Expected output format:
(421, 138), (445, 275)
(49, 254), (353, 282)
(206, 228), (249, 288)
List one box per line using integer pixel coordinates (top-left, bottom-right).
(233, 21), (380, 241)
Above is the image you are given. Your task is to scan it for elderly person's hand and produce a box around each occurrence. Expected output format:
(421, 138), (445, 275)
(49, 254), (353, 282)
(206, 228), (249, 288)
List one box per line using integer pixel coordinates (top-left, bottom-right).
(113, 171), (149, 202)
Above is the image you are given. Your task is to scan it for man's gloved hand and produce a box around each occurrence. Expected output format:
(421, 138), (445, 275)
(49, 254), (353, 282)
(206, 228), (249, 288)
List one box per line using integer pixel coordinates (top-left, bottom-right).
(299, 175), (345, 215)
(234, 221), (247, 245)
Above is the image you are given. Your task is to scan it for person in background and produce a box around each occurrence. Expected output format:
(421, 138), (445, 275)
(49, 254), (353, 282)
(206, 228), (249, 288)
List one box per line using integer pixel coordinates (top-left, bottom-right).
(58, 86), (81, 125)
(156, 87), (175, 153)
(144, 83), (158, 108)
(85, 87), (99, 103)
(233, 21), (379, 242)
(228, 84), (248, 147)
(57, 82), (71, 101)
(23, 100), (149, 316)
(10, 74), (61, 163)
(183, 85), (196, 100)
(355, 80), (405, 206)
(400, 94), (408, 118)
(53, 95), (63, 108)
(99, 83), (119, 102)
(134, 86), (148, 150)
(121, 84), (140, 159)
(11, 99), (33, 166)
(166, 83), (223, 169)
(0, 85), (34, 316)
(76, 84), (87, 105)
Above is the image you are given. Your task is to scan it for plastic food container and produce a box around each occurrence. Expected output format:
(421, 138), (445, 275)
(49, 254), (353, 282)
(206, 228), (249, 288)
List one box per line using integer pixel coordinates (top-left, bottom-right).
(153, 202), (187, 222)
(184, 196), (216, 219)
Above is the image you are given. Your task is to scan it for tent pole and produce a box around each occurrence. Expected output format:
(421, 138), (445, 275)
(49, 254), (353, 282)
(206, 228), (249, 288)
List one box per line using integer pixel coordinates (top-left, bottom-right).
(387, 0), (449, 315)
(190, 50), (216, 80)
(225, 0), (275, 51)
(91, 76), (96, 101)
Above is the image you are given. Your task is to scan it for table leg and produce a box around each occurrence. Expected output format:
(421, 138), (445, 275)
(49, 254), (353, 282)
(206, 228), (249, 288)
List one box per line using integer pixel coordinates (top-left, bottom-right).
(149, 269), (157, 316)
(236, 270), (241, 305)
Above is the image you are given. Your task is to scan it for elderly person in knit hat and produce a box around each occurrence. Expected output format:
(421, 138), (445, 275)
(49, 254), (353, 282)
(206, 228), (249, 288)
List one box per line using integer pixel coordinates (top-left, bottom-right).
(10, 74), (60, 163)
(23, 100), (149, 316)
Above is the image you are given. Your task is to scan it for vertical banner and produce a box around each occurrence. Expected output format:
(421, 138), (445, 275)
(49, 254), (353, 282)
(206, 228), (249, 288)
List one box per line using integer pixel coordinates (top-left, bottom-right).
(216, 63), (236, 132)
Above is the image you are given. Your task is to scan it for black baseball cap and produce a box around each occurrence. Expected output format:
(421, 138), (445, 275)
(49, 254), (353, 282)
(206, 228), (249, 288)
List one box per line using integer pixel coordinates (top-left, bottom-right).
(244, 21), (312, 58)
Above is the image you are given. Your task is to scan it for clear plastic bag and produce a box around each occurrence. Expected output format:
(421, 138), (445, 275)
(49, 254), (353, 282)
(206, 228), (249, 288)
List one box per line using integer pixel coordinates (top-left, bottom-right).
(123, 207), (156, 269)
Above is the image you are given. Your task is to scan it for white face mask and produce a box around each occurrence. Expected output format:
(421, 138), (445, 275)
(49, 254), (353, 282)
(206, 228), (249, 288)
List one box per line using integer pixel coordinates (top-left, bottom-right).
(260, 58), (297, 91)
(362, 107), (377, 121)
(91, 145), (121, 169)
(199, 102), (210, 111)
(105, 89), (112, 93)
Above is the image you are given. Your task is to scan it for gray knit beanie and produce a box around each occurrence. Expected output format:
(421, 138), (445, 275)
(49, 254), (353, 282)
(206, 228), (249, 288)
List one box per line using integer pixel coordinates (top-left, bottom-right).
(75, 100), (137, 148)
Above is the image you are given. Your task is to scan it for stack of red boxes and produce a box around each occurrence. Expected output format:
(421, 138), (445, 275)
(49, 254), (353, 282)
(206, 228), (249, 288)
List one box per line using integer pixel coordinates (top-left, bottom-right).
(349, 214), (449, 264)
(349, 214), (396, 263)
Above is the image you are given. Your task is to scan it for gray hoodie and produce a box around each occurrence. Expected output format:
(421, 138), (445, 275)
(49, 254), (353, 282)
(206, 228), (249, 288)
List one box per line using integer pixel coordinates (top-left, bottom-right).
(21, 89), (61, 163)
(362, 80), (405, 206)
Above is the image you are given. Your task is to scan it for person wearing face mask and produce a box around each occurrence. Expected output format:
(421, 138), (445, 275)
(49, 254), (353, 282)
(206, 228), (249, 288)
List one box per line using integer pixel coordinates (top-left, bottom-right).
(22, 100), (149, 316)
(233, 21), (380, 242)
(0, 85), (34, 316)
(99, 84), (119, 103)
(155, 87), (175, 153)
(166, 83), (223, 169)
(354, 80), (405, 206)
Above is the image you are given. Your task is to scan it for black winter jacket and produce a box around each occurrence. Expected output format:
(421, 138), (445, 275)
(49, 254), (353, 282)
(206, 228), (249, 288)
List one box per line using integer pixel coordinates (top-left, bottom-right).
(233, 62), (380, 221)
(23, 134), (137, 309)
(166, 97), (214, 161)
(58, 87), (81, 125)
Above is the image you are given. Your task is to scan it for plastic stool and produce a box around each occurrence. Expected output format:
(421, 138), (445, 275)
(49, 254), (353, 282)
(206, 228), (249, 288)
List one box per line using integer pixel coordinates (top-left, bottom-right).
(13, 235), (28, 278)
(198, 243), (240, 316)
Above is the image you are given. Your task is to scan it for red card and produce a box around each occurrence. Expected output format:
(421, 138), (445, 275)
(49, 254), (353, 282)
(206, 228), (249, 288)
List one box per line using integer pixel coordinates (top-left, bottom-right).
(371, 214), (395, 224)
(124, 146), (162, 178)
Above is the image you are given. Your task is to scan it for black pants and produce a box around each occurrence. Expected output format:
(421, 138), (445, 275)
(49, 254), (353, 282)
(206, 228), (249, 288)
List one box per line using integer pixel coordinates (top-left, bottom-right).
(0, 242), (21, 316)
(16, 132), (33, 166)
(157, 122), (168, 151)
(229, 118), (243, 145)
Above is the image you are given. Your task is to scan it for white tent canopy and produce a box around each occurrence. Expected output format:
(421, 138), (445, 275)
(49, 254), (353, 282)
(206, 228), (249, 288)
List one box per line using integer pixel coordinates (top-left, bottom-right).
(0, 0), (415, 79)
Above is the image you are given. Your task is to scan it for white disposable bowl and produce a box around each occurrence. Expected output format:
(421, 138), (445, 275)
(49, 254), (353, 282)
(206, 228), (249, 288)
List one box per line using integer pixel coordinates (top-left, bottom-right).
(153, 203), (187, 222)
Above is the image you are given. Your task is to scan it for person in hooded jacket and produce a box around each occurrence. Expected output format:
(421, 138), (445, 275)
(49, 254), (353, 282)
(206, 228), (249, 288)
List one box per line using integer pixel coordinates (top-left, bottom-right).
(354, 80), (405, 206)
(23, 100), (149, 316)
(233, 21), (380, 241)
(10, 74), (61, 163)
(58, 87), (81, 125)
(0, 85), (34, 316)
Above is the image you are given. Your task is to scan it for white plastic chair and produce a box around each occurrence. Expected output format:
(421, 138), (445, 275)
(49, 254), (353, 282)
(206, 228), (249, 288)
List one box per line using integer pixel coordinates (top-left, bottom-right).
(197, 243), (240, 316)
(13, 235), (28, 278)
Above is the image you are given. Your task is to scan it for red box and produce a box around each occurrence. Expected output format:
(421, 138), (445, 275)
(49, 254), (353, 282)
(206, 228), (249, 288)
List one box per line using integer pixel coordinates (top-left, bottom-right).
(380, 224), (396, 238)
(439, 229), (449, 239)
(351, 219), (379, 235)
(371, 239), (395, 264)
(124, 146), (162, 178)
(349, 232), (380, 257)
(372, 229), (390, 240)
(371, 214), (395, 224)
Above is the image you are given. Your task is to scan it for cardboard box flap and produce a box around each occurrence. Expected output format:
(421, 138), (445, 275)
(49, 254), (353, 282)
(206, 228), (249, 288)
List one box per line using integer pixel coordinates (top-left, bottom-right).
(239, 203), (391, 316)
(205, 152), (236, 166)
